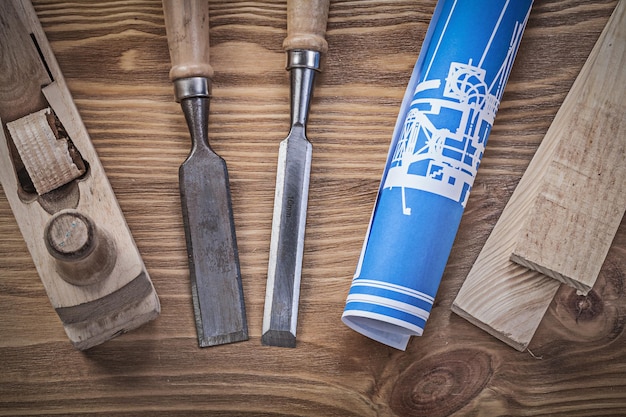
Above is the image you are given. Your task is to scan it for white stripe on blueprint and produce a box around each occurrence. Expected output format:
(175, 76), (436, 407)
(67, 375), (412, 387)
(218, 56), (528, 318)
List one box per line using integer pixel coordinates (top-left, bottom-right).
(346, 294), (430, 322)
(351, 279), (435, 304)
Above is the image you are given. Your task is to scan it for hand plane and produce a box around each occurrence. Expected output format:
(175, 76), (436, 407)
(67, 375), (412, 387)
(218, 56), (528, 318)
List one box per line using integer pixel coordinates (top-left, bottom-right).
(0, 0), (160, 350)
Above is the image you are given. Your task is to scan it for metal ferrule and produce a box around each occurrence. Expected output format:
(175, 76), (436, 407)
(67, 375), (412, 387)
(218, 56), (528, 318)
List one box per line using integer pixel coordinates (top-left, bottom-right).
(288, 51), (320, 129)
(286, 49), (321, 71)
(173, 76), (211, 102)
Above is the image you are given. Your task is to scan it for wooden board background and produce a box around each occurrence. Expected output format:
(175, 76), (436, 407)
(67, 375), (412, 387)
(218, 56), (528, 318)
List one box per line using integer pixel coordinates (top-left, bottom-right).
(1, 1), (625, 415)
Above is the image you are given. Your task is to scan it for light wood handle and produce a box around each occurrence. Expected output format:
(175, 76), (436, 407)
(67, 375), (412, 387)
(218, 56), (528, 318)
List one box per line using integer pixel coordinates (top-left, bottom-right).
(45, 210), (117, 286)
(162, 0), (214, 81)
(283, 0), (330, 54)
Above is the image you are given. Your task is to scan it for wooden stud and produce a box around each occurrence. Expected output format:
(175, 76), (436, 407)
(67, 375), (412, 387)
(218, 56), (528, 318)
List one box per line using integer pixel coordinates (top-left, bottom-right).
(509, 1), (626, 294)
(451, 0), (625, 351)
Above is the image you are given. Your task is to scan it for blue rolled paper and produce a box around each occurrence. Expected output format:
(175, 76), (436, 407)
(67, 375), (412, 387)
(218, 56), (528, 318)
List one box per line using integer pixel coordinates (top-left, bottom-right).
(342, 0), (534, 350)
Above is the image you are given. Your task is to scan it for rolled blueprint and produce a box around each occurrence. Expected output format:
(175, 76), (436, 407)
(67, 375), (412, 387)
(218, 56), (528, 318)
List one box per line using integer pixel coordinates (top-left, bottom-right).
(342, 0), (534, 350)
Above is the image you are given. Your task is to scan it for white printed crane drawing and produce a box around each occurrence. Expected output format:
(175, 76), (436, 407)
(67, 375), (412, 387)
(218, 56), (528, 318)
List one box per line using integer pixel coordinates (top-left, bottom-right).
(383, 0), (529, 214)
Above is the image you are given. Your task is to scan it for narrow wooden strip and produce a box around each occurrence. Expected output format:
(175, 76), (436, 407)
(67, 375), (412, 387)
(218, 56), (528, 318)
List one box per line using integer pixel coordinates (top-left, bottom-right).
(510, 1), (626, 295)
(451, 0), (624, 351)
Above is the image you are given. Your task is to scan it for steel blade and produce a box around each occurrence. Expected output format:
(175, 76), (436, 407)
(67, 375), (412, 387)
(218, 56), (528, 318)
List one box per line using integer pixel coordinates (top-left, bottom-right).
(179, 98), (247, 348)
(262, 126), (312, 347)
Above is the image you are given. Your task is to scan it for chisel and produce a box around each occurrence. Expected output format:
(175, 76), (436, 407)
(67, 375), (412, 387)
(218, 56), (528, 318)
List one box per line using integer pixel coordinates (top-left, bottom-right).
(162, 0), (248, 347)
(262, 0), (330, 348)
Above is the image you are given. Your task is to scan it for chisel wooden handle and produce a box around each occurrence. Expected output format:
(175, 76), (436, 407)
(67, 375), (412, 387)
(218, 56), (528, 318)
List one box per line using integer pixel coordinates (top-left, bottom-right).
(162, 0), (214, 81)
(283, 0), (330, 54)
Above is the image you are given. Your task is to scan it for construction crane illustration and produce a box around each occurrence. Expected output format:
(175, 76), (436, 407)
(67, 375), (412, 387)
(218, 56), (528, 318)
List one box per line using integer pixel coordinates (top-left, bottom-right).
(384, 0), (528, 214)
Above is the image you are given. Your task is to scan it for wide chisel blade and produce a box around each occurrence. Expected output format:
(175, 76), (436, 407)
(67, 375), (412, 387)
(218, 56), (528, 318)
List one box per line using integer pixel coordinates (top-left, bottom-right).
(179, 100), (248, 347)
(263, 126), (312, 347)
(163, 0), (248, 347)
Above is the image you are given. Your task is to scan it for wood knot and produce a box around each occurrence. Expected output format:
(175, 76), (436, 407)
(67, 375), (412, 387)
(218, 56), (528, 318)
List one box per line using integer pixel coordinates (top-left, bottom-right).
(390, 348), (493, 417)
(567, 290), (604, 322)
(547, 285), (622, 343)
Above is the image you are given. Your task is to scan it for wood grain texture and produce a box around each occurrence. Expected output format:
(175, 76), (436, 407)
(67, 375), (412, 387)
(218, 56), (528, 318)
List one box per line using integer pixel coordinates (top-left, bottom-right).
(284, 0), (330, 53)
(0, 0), (625, 415)
(452, 0), (625, 352)
(0, 0), (159, 351)
(510, 0), (626, 294)
(162, 0), (214, 81)
(7, 108), (85, 194)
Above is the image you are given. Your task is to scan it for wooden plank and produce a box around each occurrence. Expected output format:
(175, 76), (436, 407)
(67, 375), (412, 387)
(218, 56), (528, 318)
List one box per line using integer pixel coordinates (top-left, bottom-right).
(0, 0), (160, 350)
(451, 0), (625, 351)
(509, 2), (626, 294)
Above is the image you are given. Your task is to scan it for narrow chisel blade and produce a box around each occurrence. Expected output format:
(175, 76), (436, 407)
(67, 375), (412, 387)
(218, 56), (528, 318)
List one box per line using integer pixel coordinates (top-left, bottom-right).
(262, 126), (312, 347)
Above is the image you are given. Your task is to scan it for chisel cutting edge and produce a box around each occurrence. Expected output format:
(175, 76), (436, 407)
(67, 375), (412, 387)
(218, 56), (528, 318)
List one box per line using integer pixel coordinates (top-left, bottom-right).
(163, 0), (248, 347)
(262, 0), (330, 348)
